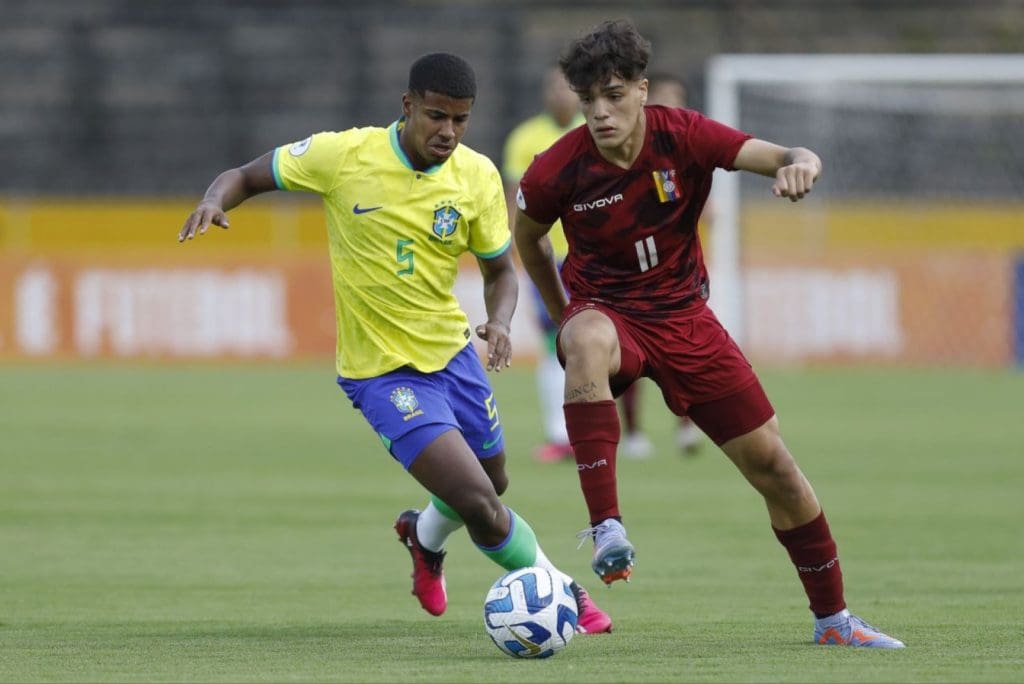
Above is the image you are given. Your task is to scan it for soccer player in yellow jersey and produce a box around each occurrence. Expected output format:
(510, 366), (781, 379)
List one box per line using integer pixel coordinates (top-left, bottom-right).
(501, 67), (583, 463)
(179, 53), (610, 633)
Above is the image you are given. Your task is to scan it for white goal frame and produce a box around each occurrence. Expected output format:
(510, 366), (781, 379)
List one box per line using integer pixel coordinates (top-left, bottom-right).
(705, 54), (1024, 343)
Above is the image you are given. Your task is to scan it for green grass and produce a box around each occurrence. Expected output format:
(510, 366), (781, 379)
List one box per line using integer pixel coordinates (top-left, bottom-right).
(1, 363), (1022, 683)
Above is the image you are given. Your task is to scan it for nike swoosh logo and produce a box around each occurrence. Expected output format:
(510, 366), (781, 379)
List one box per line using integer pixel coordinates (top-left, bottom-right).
(482, 434), (502, 450)
(353, 204), (383, 214)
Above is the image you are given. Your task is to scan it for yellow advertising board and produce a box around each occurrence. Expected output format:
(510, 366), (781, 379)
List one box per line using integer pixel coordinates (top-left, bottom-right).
(2, 198), (1021, 366)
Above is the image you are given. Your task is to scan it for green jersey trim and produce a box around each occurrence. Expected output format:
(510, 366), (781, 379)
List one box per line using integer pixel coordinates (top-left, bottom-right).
(388, 120), (443, 175)
(271, 147), (286, 190)
(471, 237), (511, 260)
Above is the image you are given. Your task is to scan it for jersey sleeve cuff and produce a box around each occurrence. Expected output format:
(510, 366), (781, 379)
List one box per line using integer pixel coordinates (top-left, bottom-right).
(471, 237), (511, 260)
(271, 147), (287, 190)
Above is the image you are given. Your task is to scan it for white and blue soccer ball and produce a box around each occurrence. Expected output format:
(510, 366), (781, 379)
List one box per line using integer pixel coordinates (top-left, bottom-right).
(483, 566), (578, 658)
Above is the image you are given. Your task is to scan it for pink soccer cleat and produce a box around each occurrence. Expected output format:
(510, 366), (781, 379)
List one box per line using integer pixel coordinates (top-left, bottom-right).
(571, 582), (613, 634)
(394, 509), (447, 616)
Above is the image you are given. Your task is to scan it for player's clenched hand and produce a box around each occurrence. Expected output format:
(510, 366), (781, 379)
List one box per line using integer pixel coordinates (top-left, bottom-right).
(475, 321), (512, 372)
(179, 202), (230, 242)
(771, 161), (819, 202)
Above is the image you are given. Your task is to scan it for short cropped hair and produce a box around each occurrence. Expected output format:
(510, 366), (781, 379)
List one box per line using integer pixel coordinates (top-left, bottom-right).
(408, 53), (477, 100)
(559, 20), (651, 92)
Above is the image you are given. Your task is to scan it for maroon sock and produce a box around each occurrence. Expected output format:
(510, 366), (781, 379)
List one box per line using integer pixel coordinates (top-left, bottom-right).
(773, 511), (847, 617)
(564, 400), (621, 524)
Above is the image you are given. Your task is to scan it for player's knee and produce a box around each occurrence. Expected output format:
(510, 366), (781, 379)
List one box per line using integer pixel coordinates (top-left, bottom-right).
(455, 490), (505, 533)
(750, 445), (808, 502)
(733, 425), (792, 480)
(750, 439), (790, 475)
(560, 318), (616, 361)
(558, 325), (587, 356)
(768, 453), (798, 482)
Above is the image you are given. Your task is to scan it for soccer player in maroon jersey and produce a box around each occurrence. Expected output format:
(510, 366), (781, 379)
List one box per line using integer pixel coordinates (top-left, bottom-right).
(618, 70), (705, 459)
(513, 20), (904, 648)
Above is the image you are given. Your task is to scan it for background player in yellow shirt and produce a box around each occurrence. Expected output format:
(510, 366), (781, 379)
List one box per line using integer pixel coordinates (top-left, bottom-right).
(501, 67), (584, 463)
(178, 52), (610, 633)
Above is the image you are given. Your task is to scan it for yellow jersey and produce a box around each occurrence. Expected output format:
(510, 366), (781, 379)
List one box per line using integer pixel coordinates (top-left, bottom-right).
(501, 113), (583, 258)
(273, 121), (510, 378)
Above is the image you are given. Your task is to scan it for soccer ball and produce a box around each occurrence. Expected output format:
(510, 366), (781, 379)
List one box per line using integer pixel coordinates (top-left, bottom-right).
(483, 566), (578, 658)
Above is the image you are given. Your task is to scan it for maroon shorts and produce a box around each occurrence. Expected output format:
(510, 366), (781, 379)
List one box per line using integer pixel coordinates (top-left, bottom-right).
(557, 300), (775, 445)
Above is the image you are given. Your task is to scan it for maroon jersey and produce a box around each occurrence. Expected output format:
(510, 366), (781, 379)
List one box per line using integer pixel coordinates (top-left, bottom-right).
(518, 105), (751, 317)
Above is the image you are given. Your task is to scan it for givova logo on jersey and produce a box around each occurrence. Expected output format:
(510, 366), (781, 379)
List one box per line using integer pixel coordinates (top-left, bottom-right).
(431, 201), (463, 244)
(572, 193), (623, 213)
(390, 386), (424, 421)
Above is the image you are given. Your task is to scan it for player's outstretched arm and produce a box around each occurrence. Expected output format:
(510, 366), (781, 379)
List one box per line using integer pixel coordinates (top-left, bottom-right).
(178, 151), (278, 242)
(512, 209), (568, 324)
(475, 250), (518, 372)
(732, 139), (822, 203)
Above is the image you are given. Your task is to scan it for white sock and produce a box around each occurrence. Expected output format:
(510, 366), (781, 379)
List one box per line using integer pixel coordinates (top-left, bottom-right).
(537, 353), (569, 443)
(532, 546), (574, 587)
(415, 500), (464, 552)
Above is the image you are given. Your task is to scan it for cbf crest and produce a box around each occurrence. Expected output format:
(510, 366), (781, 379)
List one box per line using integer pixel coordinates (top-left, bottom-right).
(390, 386), (424, 421)
(431, 201), (462, 243)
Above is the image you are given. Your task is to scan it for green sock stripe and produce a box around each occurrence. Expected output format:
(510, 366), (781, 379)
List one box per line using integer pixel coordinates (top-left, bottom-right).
(479, 509), (538, 571)
(429, 495), (463, 523)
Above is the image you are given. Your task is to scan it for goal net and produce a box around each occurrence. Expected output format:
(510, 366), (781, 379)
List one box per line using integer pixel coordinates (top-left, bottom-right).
(705, 55), (1024, 367)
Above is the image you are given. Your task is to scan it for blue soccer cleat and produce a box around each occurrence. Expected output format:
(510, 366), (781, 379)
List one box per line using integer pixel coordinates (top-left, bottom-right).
(814, 609), (905, 648)
(578, 518), (635, 585)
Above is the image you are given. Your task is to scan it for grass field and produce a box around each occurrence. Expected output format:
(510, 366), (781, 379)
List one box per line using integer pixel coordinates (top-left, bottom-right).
(1, 363), (1022, 683)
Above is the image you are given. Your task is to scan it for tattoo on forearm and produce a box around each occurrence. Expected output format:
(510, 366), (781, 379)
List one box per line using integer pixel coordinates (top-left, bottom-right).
(566, 381), (599, 403)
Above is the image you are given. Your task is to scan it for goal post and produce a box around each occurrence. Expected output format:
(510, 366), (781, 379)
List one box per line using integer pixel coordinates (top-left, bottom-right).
(705, 54), (1024, 361)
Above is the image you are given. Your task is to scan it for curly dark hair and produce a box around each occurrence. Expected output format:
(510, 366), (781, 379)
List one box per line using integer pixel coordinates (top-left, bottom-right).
(408, 53), (477, 100)
(559, 20), (652, 92)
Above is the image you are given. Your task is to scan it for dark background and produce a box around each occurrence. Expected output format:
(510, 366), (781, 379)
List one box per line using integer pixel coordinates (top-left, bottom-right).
(2, 0), (1022, 195)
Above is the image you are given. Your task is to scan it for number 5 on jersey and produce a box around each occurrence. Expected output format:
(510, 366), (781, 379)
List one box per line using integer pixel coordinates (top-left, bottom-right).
(635, 236), (659, 272)
(397, 239), (414, 276)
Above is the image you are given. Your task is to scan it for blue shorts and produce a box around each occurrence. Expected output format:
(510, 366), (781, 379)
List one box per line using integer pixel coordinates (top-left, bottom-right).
(531, 259), (567, 335)
(336, 343), (504, 469)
